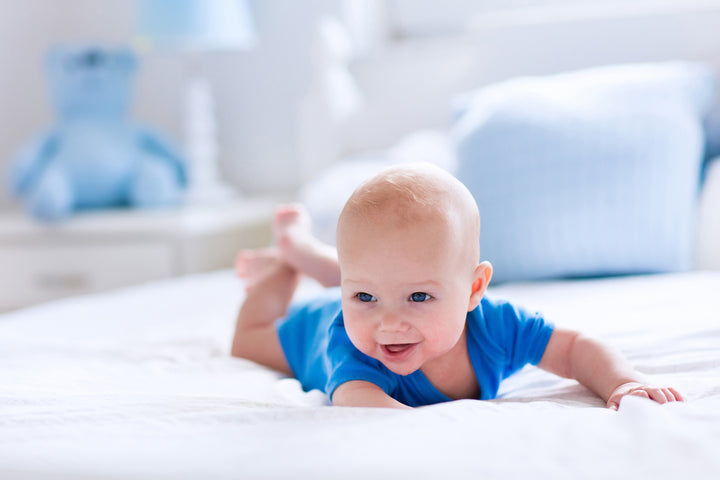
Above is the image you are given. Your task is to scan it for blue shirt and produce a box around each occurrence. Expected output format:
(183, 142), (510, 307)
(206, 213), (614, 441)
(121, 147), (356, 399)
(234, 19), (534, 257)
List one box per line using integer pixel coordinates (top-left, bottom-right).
(276, 287), (553, 407)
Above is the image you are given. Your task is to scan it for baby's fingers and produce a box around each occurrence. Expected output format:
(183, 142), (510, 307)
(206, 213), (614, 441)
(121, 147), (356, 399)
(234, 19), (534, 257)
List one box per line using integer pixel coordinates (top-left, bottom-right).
(629, 389), (649, 399)
(668, 387), (685, 402)
(661, 387), (684, 403)
(607, 389), (650, 411)
(637, 386), (684, 404)
(643, 387), (671, 403)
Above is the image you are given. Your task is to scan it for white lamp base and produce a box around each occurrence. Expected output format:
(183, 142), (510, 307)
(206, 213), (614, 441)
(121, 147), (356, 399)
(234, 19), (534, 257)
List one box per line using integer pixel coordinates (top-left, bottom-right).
(183, 74), (239, 206)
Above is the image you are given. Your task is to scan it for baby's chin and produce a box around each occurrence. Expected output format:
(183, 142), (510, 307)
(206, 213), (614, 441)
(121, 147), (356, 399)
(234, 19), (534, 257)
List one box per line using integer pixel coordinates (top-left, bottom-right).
(383, 364), (421, 376)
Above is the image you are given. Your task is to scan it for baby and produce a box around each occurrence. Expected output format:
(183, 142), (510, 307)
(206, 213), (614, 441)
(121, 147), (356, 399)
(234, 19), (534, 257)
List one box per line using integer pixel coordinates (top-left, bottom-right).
(231, 163), (683, 409)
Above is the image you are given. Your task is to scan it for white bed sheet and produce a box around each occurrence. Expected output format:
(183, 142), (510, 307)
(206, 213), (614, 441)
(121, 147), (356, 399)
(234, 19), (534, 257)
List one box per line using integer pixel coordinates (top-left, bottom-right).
(1, 270), (719, 479)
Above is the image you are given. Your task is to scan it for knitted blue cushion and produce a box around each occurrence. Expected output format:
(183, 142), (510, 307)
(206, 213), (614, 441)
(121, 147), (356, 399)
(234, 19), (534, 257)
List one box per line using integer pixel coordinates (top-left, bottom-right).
(454, 62), (717, 283)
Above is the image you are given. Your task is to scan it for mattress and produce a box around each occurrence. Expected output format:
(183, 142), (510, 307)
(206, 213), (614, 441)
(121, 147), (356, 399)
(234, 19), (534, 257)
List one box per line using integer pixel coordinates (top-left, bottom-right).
(1, 270), (719, 479)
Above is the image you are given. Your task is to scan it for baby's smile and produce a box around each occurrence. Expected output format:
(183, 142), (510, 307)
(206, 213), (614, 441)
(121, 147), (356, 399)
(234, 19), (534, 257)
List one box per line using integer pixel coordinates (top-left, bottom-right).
(384, 343), (415, 353)
(379, 342), (420, 363)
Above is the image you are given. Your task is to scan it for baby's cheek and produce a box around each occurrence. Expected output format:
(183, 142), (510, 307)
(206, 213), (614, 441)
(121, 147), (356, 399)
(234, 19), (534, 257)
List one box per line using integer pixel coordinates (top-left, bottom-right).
(345, 321), (374, 354)
(425, 319), (465, 353)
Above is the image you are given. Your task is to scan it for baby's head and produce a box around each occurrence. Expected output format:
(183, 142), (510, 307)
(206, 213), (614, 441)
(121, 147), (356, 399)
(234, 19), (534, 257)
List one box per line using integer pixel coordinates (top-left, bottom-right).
(336, 163), (492, 375)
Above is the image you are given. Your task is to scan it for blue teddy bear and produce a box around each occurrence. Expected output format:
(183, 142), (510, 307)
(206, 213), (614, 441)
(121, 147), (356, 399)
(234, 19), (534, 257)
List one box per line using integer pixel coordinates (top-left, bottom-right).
(9, 46), (186, 221)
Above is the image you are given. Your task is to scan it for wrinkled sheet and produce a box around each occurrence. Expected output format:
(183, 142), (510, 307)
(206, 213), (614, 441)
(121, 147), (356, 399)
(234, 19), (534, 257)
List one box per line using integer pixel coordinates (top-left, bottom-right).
(1, 271), (719, 479)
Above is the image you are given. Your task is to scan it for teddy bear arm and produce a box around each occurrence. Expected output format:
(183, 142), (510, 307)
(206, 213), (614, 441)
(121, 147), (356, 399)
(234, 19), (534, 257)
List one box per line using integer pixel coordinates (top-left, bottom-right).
(9, 129), (61, 196)
(137, 128), (186, 185)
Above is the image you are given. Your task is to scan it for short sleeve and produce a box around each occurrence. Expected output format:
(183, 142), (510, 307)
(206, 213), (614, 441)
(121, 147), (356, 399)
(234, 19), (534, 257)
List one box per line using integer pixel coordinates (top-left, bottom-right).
(324, 311), (398, 400)
(472, 298), (554, 382)
(493, 300), (553, 377)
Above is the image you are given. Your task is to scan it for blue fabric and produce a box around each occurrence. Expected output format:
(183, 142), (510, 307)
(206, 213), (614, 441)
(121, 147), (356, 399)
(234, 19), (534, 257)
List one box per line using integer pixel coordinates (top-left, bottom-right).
(277, 289), (553, 407)
(276, 288), (343, 393)
(453, 62), (717, 283)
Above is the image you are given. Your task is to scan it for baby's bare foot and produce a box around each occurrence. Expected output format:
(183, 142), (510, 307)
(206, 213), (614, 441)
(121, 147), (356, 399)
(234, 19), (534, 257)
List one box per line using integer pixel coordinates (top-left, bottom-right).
(234, 204), (338, 289)
(273, 204), (315, 259)
(234, 247), (282, 290)
(236, 257), (301, 327)
(272, 203), (340, 287)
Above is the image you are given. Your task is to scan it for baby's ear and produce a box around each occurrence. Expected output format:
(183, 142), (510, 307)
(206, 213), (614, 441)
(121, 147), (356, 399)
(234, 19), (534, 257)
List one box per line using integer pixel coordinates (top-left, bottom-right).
(468, 261), (493, 311)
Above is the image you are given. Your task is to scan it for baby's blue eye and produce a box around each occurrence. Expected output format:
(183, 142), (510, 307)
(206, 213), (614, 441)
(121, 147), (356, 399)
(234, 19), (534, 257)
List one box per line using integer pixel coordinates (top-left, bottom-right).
(410, 292), (431, 302)
(356, 292), (376, 302)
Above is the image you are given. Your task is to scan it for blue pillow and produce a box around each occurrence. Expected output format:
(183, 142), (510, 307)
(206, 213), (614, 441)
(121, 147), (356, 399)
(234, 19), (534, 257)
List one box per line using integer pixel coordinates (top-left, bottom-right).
(454, 62), (717, 283)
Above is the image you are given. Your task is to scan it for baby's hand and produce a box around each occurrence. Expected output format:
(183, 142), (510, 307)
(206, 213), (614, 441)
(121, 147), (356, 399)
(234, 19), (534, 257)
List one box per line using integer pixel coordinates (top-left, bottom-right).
(607, 382), (684, 410)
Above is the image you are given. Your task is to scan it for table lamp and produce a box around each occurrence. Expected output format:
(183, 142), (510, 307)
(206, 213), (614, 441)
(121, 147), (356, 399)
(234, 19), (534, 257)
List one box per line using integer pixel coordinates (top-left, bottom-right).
(135, 0), (256, 204)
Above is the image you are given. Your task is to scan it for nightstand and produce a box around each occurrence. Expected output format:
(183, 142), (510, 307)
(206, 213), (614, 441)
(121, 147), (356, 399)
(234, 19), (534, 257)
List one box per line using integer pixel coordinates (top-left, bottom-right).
(0, 198), (278, 311)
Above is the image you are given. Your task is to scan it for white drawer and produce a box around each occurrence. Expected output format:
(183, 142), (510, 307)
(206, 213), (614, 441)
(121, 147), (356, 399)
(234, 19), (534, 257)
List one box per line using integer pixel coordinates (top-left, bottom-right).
(0, 241), (174, 310)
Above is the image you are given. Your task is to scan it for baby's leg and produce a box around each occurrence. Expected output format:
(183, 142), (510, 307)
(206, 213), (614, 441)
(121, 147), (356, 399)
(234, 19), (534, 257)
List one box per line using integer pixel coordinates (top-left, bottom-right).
(235, 204), (340, 288)
(273, 204), (340, 287)
(231, 258), (300, 375)
(234, 247), (281, 290)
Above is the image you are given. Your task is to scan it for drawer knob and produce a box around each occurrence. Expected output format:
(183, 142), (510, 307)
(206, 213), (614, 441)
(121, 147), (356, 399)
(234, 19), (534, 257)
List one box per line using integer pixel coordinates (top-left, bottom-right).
(36, 273), (89, 291)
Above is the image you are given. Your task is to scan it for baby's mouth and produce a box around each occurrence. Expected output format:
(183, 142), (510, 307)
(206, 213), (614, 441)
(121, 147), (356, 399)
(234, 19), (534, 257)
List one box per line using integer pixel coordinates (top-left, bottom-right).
(380, 343), (418, 359)
(384, 344), (414, 353)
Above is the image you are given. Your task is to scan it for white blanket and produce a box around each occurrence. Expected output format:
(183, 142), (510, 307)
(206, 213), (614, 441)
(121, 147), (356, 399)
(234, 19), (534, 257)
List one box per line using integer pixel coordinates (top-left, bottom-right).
(1, 271), (719, 479)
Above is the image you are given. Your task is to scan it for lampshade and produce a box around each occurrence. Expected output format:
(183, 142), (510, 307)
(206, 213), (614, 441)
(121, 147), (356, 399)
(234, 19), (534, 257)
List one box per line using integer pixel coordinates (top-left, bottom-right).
(136, 0), (256, 52)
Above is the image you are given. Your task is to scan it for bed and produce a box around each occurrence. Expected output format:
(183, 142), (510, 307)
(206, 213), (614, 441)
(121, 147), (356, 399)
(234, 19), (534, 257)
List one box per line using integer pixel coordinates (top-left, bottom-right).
(1, 269), (719, 479)
(4, 25), (720, 480)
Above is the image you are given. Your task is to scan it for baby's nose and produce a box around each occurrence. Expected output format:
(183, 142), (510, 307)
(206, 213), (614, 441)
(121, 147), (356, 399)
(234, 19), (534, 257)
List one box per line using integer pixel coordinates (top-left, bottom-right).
(379, 311), (410, 332)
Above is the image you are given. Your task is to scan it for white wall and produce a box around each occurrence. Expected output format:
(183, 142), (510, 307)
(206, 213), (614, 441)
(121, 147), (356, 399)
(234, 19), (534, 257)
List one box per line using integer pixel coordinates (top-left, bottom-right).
(342, 1), (720, 153)
(3, 0), (720, 209)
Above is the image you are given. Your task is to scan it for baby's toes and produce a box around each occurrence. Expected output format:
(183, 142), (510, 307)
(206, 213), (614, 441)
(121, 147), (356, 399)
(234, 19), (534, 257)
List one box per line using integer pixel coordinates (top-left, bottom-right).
(235, 251), (252, 276)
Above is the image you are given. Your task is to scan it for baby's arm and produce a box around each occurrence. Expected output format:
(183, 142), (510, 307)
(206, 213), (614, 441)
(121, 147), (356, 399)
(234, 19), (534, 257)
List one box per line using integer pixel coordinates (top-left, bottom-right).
(332, 381), (411, 409)
(538, 328), (684, 410)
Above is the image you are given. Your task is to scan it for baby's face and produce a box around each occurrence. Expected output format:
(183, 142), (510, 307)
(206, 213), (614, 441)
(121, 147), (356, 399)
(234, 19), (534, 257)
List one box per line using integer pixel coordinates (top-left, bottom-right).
(338, 215), (476, 376)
